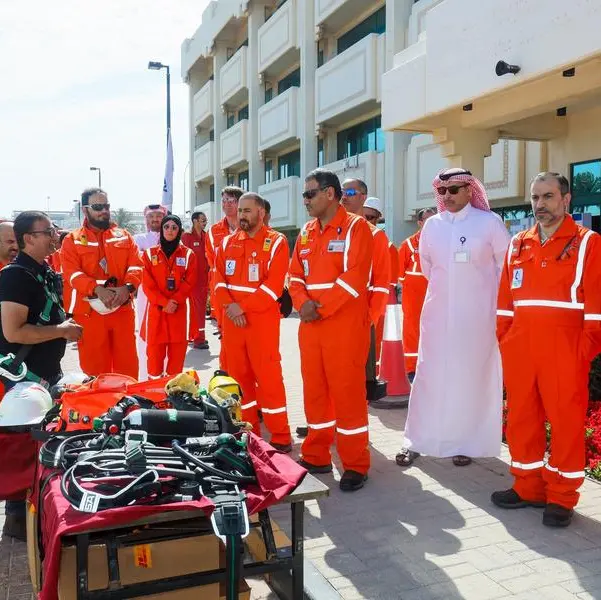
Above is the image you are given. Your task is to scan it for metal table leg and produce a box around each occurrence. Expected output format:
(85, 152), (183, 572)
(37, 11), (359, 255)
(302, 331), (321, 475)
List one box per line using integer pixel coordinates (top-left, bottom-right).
(76, 533), (90, 600)
(291, 501), (304, 600)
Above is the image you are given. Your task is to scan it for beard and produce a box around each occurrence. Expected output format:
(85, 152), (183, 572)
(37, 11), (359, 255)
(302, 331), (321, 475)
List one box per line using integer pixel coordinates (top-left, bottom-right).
(239, 219), (251, 230)
(87, 214), (111, 230)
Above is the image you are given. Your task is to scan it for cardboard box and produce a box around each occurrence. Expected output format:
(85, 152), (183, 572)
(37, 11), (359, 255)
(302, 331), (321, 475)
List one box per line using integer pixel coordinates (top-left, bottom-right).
(26, 500), (41, 593)
(219, 579), (251, 600)
(58, 531), (220, 600)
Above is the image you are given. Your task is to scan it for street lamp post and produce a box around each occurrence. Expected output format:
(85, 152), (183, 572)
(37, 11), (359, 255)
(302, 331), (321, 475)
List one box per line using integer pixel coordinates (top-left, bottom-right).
(148, 61), (171, 141)
(90, 166), (102, 187)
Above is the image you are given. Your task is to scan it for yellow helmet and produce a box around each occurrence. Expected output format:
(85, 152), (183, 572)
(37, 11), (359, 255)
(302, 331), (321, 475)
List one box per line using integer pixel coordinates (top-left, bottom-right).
(207, 370), (243, 399)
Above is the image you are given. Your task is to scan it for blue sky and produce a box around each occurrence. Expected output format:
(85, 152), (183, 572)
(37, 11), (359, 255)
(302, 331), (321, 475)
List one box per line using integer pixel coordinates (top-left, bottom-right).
(0, 0), (209, 217)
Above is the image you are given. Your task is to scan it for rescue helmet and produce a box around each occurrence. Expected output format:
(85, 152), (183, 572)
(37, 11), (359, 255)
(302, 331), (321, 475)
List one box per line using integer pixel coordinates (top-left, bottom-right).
(207, 370), (243, 399)
(87, 297), (119, 315)
(0, 382), (53, 427)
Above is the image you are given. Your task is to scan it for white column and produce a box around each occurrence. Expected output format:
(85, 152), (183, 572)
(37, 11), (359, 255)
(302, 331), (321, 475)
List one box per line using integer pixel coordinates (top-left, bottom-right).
(187, 84), (197, 214)
(299, 0), (317, 228)
(212, 43), (228, 219)
(248, 3), (266, 192)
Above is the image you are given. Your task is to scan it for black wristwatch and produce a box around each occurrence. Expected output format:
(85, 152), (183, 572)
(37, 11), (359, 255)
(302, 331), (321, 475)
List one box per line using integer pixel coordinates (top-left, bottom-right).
(126, 283), (136, 295)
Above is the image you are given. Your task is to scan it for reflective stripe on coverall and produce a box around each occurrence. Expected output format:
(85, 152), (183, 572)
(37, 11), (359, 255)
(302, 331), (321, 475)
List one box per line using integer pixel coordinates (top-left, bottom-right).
(375, 239), (399, 367)
(398, 231), (428, 374)
(214, 226), (292, 446)
(141, 244), (198, 377)
(182, 230), (209, 344)
(289, 205), (373, 474)
(61, 222), (143, 378)
(497, 215), (601, 509)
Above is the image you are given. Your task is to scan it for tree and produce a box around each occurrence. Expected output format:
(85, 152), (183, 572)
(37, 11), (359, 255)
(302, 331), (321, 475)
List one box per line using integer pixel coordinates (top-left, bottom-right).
(114, 208), (136, 233)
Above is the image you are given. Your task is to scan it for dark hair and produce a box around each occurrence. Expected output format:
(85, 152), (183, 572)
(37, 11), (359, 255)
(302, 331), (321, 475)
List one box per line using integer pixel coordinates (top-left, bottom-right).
(240, 192), (266, 209)
(81, 187), (106, 206)
(59, 230), (69, 243)
(13, 211), (49, 250)
(343, 178), (368, 195)
(531, 172), (570, 196)
(191, 211), (206, 221)
(221, 186), (244, 201)
(264, 200), (271, 215)
(417, 207), (435, 221)
(305, 169), (342, 201)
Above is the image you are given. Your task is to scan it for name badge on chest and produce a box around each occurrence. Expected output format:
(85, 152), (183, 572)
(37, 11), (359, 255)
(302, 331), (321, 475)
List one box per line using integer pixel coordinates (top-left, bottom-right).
(454, 236), (469, 263)
(99, 257), (108, 273)
(328, 240), (346, 253)
(248, 263), (259, 282)
(511, 268), (524, 289)
(176, 257), (186, 267)
(225, 260), (236, 276)
(193, 241), (199, 247)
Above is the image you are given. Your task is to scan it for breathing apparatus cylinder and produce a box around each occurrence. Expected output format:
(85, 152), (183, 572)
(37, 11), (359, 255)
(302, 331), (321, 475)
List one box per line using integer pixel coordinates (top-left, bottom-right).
(123, 409), (206, 438)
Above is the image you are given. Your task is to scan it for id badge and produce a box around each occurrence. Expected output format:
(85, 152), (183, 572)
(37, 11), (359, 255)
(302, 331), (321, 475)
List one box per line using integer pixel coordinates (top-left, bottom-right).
(454, 250), (469, 263)
(302, 259), (309, 277)
(99, 257), (108, 273)
(166, 276), (176, 291)
(328, 240), (345, 253)
(248, 263), (259, 282)
(511, 268), (523, 289)
(225, 260), (236, 276)
(176, 256), (186, 267)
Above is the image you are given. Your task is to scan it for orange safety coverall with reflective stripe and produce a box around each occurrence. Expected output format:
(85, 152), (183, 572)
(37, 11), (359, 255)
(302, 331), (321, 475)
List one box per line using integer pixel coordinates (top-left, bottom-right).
(497, 215), (601, 509)
(61, 222), (143, 378)
(141, 244), (198, 377)
(375, 238), (397, 366)
(181, 230), (209, 344)
(289, 205), (373, 474)
(206, 218), (235, 368)
(398, 231), (428, 374)
(214, 226), (292, 446)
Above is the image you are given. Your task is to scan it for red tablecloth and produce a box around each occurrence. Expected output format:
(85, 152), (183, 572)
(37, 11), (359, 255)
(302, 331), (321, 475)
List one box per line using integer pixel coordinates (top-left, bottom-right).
(36, 433), (306, 600)
(0, 432), (37, 500)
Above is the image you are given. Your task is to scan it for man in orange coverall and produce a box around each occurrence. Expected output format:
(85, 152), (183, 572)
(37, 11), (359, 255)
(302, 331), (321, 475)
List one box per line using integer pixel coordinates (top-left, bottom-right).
(398, 207), (435, 379)
(181, 211), (209, 350)
(213, 193), (293, 452)
(492, 172), (601, 528)
(289, 169), (373, 492)
(141, 215), (197, 377)
(61, 188), (143, 378)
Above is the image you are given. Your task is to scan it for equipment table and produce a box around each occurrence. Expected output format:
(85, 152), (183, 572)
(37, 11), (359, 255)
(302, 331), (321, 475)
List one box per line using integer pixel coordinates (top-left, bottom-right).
(66, 473), (329, 600)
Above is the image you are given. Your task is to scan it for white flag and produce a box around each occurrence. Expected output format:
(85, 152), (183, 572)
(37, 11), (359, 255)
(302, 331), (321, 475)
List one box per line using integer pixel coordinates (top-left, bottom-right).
(162, 128), (174, 212)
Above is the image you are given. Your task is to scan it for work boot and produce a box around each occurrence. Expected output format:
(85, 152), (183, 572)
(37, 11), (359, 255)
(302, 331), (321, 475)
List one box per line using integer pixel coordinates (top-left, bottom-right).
(193, 341), (209, 350)
(2, 515), (26, 542)
(339, 470), (367, 492)
(543, 503), (573, 528)
(271, 442), (292, 454)
(296, 426), (308, 438)
(297, 459), (333, 474)
(491, 488), (546, 509)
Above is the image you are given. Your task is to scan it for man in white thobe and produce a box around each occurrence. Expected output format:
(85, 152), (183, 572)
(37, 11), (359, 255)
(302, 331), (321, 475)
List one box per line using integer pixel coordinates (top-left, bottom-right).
(396, 168), (510, 467)
(133, 204), (167, 380)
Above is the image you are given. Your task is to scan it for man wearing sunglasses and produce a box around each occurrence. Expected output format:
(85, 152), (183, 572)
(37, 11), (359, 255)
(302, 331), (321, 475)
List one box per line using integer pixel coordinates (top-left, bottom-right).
(289, 169), (373, 491)
(61, 188), (144, 379)
(396, 168), (510, 469)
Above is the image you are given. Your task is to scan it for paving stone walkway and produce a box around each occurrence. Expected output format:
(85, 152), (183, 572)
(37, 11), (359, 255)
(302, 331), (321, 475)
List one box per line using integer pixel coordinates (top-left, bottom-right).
(3, 317), (601, 599)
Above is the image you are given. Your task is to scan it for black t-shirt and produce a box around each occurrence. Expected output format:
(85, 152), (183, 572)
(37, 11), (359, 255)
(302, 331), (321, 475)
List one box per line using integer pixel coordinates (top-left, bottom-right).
(0, 252), (66, 381)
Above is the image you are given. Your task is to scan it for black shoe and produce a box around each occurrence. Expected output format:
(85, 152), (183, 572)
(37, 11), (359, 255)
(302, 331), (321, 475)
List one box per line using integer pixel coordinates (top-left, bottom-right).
(339, 470), (368, 492)
(395, 449), (420, 467)
(297, 459), (333, 474)
(2, 515), (26, 542)
(543, 503), (574, 527)
(408, 371), (416, 383)
(193, 341), (209, 350)
(491, 488), (546, 509)
(258, 409), (263, 422)
(296, 426), (308, 438)
(271, 442), (293, 453)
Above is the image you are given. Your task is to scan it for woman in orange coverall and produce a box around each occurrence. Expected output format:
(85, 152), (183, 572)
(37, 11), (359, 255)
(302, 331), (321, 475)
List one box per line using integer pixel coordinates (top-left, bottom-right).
(141, 215), (198, 378)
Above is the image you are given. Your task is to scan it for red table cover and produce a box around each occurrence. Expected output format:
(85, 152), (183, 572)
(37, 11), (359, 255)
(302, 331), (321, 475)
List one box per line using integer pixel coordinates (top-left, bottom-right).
(35, 433), (306, 600)
(0, 432), (37, 500)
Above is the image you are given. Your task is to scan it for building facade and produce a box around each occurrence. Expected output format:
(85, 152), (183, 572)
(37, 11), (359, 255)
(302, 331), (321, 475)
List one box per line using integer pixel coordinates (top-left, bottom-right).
(182, 0), (567, 244)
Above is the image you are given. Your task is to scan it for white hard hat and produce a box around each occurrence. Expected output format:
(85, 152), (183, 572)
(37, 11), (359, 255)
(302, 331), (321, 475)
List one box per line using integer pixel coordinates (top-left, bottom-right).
(87, 297), (119, 315)
(57, 371), (88, 386)
(363, 197), (383, 216)
(0, 382), (53, 427)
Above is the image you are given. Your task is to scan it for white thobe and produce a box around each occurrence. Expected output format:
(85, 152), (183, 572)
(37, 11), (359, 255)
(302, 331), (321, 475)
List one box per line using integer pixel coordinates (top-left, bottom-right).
(132, 231), (159, 380)
(404, 202), (511, 457)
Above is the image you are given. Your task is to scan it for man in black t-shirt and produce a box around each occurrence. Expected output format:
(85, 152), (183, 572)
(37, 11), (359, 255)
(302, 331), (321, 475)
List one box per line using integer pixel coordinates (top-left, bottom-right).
(0, 211), (82, 540)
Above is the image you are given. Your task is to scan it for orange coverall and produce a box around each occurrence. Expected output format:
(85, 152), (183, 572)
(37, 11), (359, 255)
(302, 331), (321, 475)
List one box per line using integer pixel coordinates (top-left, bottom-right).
(497, 215), (601, 509)
(181, 230), (209, 344)
(61, 222), (143, 378)
(141, 244), (198, 377)
(213, 226), (292, 446)
(398, 231), (428, 374)
(289, 205), (373, 474)
(373, 237), (396, 366)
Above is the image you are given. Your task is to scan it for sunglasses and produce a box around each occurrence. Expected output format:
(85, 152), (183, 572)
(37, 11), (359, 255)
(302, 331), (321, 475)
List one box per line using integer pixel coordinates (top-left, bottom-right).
(436, 184), (468, 196)
(302, 186), (331, 200)
(342, 188), (359, 197)
(28, 227), (57, 237)
(89, 203), (110, 211)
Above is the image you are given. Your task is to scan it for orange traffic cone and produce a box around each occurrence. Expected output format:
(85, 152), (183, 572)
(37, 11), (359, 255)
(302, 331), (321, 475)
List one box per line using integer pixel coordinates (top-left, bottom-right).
(378, 288), (411, 398)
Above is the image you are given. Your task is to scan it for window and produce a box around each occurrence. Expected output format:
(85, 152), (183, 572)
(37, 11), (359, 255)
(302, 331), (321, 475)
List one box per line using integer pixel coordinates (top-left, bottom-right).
(238, 170), (249, 191)
(571, 159), (601, 207)
(337, 116), (384, 160)
(238, 105), (249, 121)
(492, 206), (532, 221)
(209, 184), (215, 203)
(278, 149), (301, 179)
(278, 68), (300, 94)
(317, 138), (325, 167)
(265, 160), (274, 184)
(194, 133), (204, 150)
(237, 39), (249, 51)
(209, 129), (215, 142)
(337, 7), (386, 54)
(265, 86), (273, 103)
(226, 174), (236, 186)
(317, 41), (325, 67)
(227, 113), (235, 129)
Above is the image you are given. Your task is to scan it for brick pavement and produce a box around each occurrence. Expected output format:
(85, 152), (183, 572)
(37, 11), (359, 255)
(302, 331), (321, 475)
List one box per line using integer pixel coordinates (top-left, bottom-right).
(3, 318), (601, 599)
